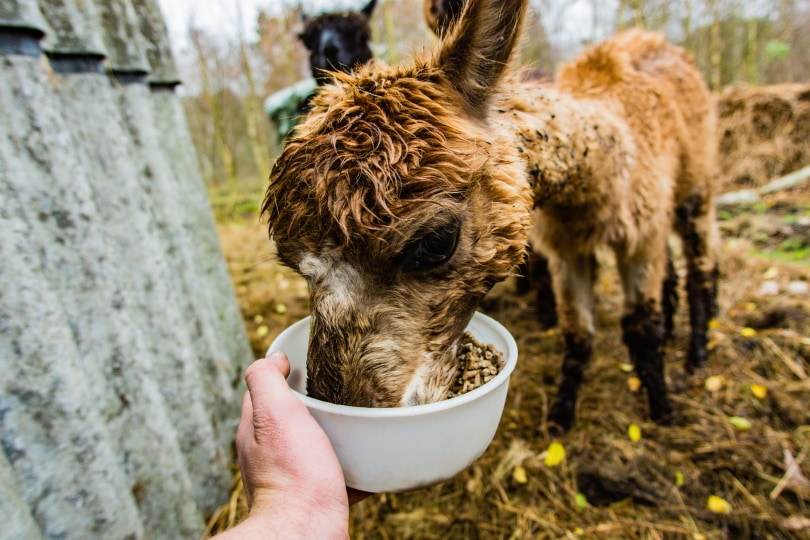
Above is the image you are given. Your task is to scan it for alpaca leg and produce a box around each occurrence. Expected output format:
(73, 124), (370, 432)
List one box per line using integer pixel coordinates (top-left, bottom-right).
(532, 254), (558, 329)
(516, 250), (558, 329)
(617, 252), (673, 423)
(676, 195), (720, 372)
(547, 252), (597, 434)
(662, 243), (679, 342)
(514, 260), (532, 295)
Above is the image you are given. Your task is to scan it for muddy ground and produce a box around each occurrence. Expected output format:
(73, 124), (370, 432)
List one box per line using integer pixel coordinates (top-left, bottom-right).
(206, 84), (810, 538)
(206, 181), (809, 539)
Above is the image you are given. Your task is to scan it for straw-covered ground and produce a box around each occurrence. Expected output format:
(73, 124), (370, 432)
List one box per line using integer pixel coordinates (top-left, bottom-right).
(204, 86), (810, 539)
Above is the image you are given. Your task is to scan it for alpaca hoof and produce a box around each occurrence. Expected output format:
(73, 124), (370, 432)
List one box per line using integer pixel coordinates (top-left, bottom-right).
(651, 410), (675, 425)
(547, 401), (575, 435)
(685, 345), (708, 373)
(650, 403), (675, 425)
(546, 421), (567, 439)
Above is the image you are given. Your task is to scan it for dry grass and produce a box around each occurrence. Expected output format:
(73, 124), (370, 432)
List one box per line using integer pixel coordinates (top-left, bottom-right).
(205, 86), (810, 539)
(207, 208), (809, 539)
(718, 84), (810, 191)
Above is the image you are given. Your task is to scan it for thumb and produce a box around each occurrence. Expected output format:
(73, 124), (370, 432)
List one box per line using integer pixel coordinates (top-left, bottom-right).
(243, 352), (299, 438)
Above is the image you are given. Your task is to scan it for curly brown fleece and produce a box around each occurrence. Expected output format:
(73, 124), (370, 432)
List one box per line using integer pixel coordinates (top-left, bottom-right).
(263, 0), (719, 425)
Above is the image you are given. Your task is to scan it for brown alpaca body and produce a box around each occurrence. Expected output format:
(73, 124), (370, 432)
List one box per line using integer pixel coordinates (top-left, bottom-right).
(499, 31), (719, 430)
(263, 0), (718, 430)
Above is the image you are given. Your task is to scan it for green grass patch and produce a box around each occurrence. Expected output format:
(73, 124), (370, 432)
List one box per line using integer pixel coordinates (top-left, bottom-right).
(208, 185), (265, 223)
(751, 244), (810, 266)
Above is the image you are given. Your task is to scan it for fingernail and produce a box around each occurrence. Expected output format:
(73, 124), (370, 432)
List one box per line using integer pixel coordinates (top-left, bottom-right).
(265, 351), (284, 361)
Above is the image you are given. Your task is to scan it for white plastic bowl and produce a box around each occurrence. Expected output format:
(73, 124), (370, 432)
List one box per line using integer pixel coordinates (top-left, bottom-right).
(267, 311), (518, 493)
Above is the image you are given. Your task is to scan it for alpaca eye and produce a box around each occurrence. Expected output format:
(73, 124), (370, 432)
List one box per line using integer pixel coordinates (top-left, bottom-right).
(400, 220), (461, 272)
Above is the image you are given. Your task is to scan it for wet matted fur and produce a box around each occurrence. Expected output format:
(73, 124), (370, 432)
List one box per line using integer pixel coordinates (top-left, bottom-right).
(263, 0), (719, 431)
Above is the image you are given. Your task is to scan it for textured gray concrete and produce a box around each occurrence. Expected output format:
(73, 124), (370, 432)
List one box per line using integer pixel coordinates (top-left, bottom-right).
(0, 1), (254, 538)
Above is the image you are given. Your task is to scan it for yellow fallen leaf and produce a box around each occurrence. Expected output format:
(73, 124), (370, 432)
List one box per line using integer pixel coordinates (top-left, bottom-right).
(274, 303), (288, 315)
(575, 493), (588, 508)
(256, 325), (269, 338)
(627, 376), (642, 392)
(512, 465), (528, 484)
(543, 442), (566, 467)
(709, 319), (720, 329)
(253, 314), (264, 324)
(675, 471), (684, 487)
(740, 327), (757, 338)
(750, 384), (767, 399)
(628, 423), (642, 442)
(744, 302), (757, 311)
(618, 362), (634, 373)
(729, 416), (751, 431)
(763, 266), (779, 279)
(705, 375), (725, 392)
(707, 495), (731, 514)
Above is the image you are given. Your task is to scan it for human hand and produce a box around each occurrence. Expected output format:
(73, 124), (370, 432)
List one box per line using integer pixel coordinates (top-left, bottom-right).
(224, 352), (362, 539)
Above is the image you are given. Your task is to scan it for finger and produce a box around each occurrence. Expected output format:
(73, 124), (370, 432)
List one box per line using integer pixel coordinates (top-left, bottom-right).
(264, 350), (291, 377)
(243, 352), (301, 438)
(244, 353), (291, 407)
(245, 352), (291, 389)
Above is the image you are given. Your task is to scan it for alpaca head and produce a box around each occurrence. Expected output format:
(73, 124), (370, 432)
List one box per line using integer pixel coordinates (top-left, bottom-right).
(424, 0), (467, 36)
(299, 0), (377, 86)
(265, 0), (532, 407)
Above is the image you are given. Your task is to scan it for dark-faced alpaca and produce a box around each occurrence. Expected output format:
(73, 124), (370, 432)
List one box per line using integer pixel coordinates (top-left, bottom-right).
(267, 1), (378, 142)
(264, 0), (719, 432)
(299, 0), (377, 86)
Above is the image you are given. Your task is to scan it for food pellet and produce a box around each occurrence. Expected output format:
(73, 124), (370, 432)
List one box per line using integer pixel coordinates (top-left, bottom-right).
(444, 332), (506, 399)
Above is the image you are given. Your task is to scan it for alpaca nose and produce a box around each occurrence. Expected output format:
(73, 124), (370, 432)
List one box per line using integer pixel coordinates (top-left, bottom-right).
(319, 31), (341, 65)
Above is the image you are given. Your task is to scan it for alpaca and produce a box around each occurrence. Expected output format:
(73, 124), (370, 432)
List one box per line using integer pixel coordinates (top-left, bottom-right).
(299, 0), (377, 86)
(263, 0), (719, 432)
(266, 0), (377, 141)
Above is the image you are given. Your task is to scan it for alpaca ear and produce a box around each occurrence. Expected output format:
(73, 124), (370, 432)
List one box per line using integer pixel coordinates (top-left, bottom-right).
(434, 0), (527, 118)
(361, 0), (377, 18)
